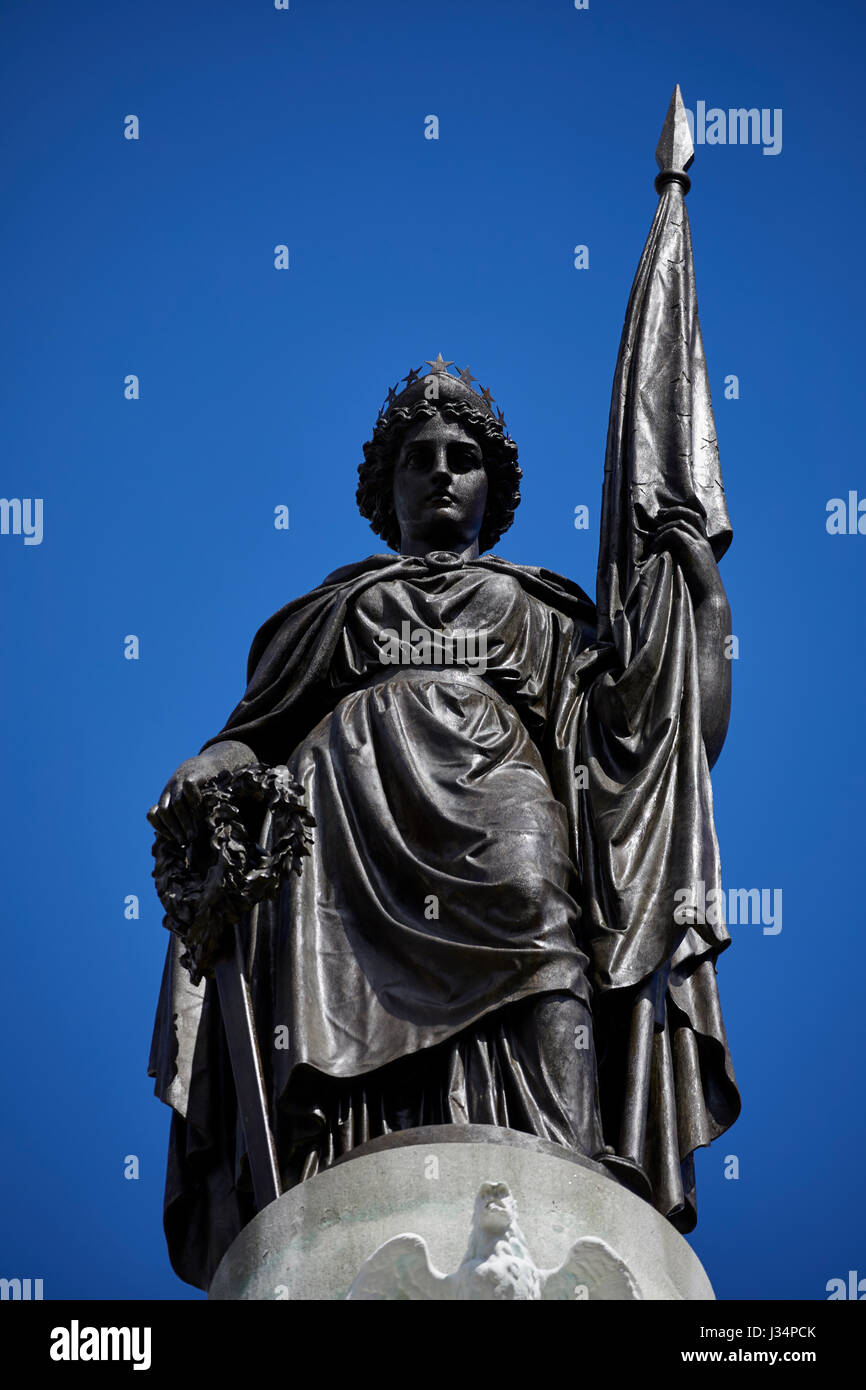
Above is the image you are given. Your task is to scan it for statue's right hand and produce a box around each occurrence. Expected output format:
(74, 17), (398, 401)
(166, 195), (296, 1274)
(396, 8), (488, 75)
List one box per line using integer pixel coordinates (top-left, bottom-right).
(148, 741), (260, 845)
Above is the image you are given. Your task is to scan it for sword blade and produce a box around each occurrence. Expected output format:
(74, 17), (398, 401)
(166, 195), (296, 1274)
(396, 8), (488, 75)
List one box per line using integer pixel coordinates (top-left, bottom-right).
(214, 930), (282, 1211)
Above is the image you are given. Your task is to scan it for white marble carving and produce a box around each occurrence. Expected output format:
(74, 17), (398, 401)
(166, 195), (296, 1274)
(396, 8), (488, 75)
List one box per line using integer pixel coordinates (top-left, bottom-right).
(346, 1180), (642, 1300)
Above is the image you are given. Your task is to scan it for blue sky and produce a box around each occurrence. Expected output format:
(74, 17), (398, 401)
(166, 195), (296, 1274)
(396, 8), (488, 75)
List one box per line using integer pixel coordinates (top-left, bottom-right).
(1, 0), (864, 1300)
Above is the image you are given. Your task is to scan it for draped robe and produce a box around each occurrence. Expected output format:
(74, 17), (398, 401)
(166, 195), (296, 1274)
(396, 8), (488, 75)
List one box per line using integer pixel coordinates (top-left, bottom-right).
(149, 547), (740, 1289)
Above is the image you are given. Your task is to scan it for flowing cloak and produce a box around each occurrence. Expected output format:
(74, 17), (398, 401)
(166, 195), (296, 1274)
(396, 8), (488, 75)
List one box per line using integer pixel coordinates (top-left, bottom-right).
(149, 549), (740, 1289)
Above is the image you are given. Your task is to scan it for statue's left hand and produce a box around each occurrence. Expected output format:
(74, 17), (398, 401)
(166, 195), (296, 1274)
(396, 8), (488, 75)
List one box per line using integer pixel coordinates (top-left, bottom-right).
(645, 507), (731, 766)
(646, 507), (726, 612)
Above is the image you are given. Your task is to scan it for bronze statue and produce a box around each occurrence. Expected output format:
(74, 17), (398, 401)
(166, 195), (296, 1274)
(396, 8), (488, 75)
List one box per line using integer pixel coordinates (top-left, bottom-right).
(148, 88), (739, 1291)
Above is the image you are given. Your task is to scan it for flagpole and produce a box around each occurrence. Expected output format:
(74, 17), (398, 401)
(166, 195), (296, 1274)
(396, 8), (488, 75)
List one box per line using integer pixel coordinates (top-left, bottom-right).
(614, 87), (695, 1181)
(654, 82), (694, 194)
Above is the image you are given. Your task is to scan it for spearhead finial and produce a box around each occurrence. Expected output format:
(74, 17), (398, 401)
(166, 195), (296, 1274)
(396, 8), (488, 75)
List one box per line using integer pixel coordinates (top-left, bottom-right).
(655, 84), (694, 174)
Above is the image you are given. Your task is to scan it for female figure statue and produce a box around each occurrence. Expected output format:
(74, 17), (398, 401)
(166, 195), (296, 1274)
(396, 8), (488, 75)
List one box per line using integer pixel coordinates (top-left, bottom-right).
(150, 94), (741, 1290)
(149, 361), (738, 1289)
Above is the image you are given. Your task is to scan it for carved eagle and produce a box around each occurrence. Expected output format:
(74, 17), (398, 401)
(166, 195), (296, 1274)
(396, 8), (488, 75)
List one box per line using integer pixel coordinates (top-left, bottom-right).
(346, 1180), (642, 1301)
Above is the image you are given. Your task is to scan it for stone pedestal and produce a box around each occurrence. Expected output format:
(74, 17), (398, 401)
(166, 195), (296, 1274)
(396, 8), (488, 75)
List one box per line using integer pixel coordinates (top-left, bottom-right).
(209, 1125), (714, 1300)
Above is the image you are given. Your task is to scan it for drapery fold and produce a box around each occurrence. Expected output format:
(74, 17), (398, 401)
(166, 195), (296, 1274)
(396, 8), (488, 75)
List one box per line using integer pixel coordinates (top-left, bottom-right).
(597, 179), (732, 656)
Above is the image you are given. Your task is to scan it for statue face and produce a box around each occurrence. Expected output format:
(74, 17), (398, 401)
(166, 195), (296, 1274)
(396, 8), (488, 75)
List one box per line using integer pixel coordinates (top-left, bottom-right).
(473, 1180), (517, 1235)
(392, 412), (488, 555)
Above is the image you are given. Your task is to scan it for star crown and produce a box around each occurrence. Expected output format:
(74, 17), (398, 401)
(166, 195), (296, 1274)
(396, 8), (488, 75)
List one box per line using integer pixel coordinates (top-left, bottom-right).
(378, 353), (509, 435)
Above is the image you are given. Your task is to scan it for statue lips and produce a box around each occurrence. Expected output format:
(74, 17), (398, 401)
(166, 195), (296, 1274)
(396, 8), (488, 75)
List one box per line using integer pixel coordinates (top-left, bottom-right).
(427, 489), (455, 509)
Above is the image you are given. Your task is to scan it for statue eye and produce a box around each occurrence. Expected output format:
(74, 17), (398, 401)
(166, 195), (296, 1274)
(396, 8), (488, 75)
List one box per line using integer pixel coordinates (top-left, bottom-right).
(451, 445), (482, 471)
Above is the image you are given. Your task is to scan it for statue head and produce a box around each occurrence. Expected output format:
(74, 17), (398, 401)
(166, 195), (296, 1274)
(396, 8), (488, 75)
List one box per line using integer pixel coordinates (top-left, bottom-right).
(472, 1179), (520, 1238)
(357, 359), (522, 555)
(461, 1179), (531, 1265)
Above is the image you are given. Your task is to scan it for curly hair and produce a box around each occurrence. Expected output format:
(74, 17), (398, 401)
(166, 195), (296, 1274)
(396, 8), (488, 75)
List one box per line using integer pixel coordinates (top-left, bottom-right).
(357, 399), (522, 554)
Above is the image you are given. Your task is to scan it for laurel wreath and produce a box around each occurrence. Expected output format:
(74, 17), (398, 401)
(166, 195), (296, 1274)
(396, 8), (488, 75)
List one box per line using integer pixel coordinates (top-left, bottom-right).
(149, 764), (315, 985)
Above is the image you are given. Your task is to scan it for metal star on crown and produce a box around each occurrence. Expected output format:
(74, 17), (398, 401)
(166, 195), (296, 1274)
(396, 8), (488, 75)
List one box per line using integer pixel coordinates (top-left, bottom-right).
(378, 354), (507, 434)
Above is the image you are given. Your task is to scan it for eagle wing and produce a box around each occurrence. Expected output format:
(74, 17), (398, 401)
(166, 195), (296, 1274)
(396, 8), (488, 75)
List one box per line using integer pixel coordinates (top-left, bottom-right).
(346, 1233), (451, 1301)
(540, 1237), (642, 1301)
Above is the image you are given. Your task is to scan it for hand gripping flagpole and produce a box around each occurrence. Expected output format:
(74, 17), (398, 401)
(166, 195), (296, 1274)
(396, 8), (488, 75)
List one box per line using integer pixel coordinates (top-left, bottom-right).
(149, 765), (314, 1214)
